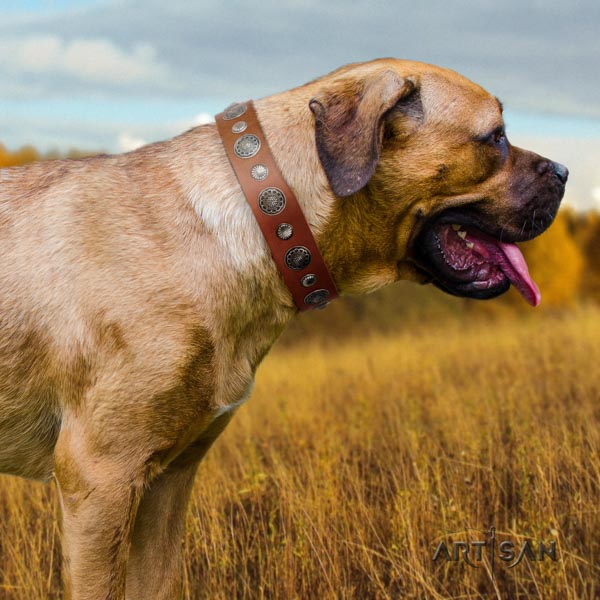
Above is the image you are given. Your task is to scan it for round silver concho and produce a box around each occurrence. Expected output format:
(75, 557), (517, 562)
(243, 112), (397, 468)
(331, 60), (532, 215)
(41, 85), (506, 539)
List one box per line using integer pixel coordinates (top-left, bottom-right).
(231, 121), (247, 133)
(304, 289), (330, 306)
(285, 246), (311, 270)
(251, 164), (269, 181)
(258, 188), (286, 215)
(301, 274), (317, 287)
(276, 223), (294, 240)
(223, 103), (247, 120)
(234, 134), (261, 159)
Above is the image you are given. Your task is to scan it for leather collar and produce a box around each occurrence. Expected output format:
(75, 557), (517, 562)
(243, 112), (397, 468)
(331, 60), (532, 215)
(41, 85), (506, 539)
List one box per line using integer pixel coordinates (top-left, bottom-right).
(215, 101), (338, 311)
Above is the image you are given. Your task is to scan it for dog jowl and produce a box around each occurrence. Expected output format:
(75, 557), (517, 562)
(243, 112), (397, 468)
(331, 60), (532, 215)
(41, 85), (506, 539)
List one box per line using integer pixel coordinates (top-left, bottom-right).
(0, 58), (566, 599)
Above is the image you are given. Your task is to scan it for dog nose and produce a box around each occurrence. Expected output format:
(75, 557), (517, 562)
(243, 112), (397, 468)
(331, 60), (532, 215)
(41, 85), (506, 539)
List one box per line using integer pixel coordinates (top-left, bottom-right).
(536, 160), (569, 184)
(552, 162), (569, 184)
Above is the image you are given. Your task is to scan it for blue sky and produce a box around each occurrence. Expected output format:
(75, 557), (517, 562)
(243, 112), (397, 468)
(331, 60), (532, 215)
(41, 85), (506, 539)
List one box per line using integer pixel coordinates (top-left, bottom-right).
(1, 0), (599, 209)
(4, 0), (100, 11)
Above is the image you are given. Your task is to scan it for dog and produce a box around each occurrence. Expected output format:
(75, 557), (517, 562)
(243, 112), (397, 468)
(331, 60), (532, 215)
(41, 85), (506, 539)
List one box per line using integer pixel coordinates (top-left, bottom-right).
(0, 58), (567, 599)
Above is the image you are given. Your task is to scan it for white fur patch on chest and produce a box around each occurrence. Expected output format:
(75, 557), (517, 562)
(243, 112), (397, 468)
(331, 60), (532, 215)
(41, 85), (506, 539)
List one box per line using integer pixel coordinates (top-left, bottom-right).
(189, 182), (268, 273)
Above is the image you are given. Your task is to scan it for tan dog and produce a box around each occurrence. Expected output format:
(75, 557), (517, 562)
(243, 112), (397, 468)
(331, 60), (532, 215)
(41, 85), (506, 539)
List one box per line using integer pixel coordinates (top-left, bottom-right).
(0, 58), (566, 599)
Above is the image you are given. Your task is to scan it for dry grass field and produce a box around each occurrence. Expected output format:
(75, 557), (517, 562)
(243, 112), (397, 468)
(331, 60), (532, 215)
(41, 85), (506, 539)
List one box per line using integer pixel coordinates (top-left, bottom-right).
(0, 304), (599, 599)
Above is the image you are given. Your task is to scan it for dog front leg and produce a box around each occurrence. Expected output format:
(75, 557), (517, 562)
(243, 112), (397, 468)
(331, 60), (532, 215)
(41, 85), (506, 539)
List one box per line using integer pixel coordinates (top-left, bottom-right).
(125, 411), (233, 600)
(54, 422), (153, 600)
(124, 460), (198, 600)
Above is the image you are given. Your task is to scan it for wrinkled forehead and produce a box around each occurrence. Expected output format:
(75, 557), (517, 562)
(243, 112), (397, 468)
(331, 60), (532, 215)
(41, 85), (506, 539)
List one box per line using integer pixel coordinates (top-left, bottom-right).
(420, 72), (504, 136)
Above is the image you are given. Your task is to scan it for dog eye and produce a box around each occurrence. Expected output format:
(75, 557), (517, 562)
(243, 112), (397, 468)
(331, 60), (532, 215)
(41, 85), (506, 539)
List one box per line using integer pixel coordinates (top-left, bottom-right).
(491, 128), (506, 145)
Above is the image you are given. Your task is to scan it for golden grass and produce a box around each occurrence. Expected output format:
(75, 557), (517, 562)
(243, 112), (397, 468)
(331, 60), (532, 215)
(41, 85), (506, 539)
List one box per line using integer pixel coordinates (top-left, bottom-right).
(1, 305), (599, 599)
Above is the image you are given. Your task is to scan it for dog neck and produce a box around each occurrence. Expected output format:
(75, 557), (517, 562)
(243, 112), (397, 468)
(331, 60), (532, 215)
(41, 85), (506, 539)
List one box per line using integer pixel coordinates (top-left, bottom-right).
(215, 101), (338, 312)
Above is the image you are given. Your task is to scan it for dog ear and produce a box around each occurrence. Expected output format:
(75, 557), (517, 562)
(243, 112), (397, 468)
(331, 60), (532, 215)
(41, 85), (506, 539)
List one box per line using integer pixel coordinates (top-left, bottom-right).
(309, 71), (419, 197)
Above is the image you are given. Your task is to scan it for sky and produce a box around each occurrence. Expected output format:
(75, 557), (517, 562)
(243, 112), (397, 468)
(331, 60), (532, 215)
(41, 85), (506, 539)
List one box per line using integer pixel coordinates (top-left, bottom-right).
(1, 0), (599, 210)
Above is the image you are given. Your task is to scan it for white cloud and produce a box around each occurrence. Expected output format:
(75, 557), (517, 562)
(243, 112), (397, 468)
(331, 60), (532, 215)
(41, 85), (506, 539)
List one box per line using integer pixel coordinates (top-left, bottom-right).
(163, 113), (216, 139)
(192, 112), (214, 126)
(117, 133), (147, 152)
(0, 35), (170, 86)
(592, 187), (600, 211)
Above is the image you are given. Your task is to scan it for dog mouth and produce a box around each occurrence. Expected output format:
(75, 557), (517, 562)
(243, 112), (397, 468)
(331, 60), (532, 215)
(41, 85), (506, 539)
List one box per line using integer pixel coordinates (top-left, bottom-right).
(414, 214), (541, 306)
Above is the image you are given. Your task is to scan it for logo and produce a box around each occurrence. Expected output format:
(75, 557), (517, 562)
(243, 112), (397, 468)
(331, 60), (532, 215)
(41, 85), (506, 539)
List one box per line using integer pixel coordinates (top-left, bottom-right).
(432, 526), (558, 573)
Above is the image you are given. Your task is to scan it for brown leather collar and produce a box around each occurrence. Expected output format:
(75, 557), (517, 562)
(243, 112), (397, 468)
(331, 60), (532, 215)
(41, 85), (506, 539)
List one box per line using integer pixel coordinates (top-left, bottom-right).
(215, 101), (338, 311)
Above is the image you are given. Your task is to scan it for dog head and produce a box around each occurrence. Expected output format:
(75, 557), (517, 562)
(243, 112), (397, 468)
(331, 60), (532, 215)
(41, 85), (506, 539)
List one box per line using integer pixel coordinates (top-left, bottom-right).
(308, 59), (567, 305)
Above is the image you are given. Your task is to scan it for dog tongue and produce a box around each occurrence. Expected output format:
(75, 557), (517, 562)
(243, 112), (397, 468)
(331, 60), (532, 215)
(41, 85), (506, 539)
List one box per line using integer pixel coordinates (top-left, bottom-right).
(495, 241), (541, 307)
(463, 227), (541, 306)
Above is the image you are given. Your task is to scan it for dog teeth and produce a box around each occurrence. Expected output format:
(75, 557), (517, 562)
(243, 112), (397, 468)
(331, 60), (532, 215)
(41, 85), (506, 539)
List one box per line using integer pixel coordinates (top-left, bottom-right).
(457, 231), (467, 240)
(451, 224), (461, 231)
(466, 242), (474, 249)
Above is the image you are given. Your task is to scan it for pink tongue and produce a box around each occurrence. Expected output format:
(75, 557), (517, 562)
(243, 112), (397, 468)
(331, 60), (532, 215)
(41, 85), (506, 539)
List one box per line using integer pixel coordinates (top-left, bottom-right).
(496, 242), (541, 307)
(462, 227), (541, 307)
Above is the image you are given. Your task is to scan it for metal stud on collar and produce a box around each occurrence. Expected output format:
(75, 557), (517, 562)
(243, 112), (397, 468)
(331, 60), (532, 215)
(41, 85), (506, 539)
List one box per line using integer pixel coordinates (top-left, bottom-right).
(223, 103), (247, 120)
(234, 134), (261, 158)
(276, 223), (294, 240)
(231, 121), (247, 133)
(258, 188), (286, 215)
(251, 164), (269, 181)
(285, 246), (311, 270)
(301, 274), (317, 287)
(304, 289), (330, 305)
